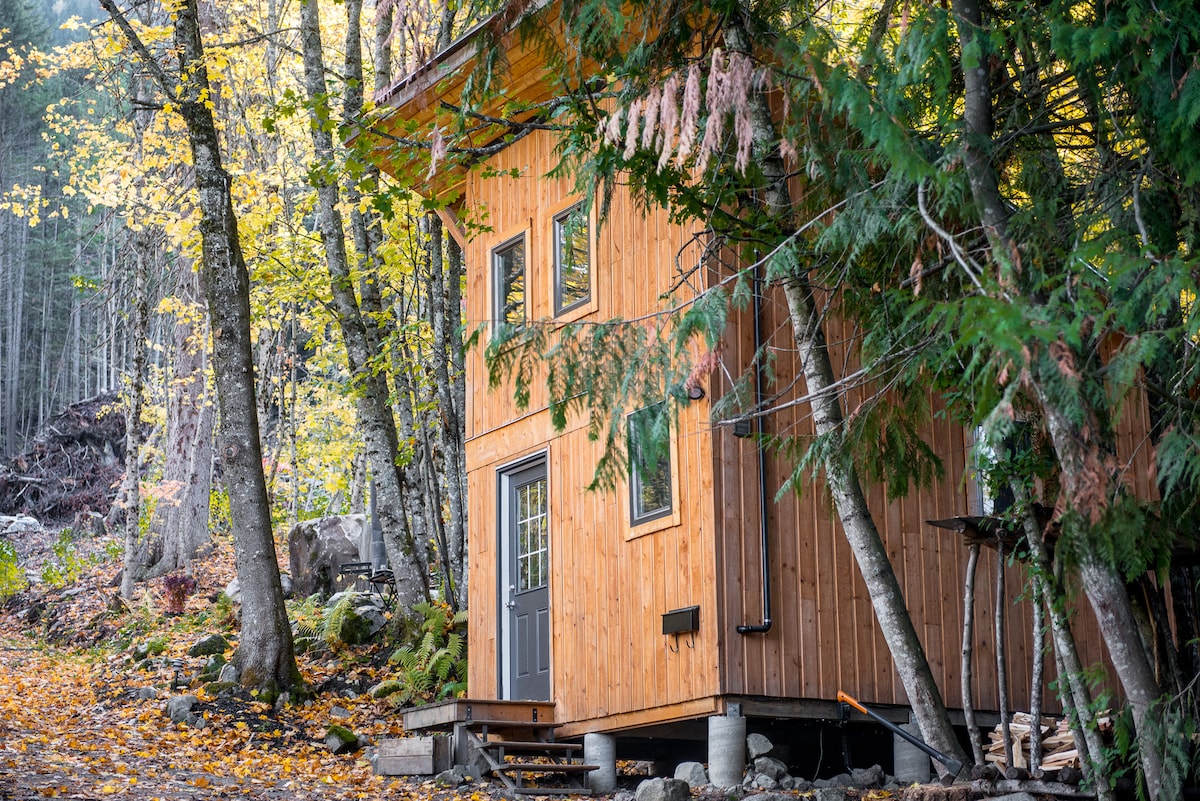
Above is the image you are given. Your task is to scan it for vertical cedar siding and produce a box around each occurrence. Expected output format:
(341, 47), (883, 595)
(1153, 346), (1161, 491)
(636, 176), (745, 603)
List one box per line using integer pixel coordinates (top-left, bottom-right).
(462, 129), (722, 724)
(713, 280), (1142, 711)
(457, 127), (1149, 728)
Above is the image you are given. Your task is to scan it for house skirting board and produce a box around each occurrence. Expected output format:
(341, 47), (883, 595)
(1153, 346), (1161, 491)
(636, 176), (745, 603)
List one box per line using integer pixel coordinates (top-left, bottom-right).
(556, 694), (1001, 739)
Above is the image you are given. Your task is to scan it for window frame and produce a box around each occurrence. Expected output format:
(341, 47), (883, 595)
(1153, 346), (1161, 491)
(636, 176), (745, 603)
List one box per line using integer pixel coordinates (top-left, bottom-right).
(552, 201), (592, 316)
(492, 232), (528, 329)
(627, 401), (674, 528)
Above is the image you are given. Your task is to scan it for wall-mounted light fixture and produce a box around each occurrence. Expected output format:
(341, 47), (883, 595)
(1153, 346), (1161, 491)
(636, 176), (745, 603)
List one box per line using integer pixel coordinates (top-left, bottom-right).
(687, 384), (706, 401)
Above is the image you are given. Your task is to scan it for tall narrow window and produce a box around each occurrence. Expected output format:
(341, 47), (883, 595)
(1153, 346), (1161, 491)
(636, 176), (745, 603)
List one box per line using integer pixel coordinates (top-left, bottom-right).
(494, 236), (526, 326)
(629, 402), (672, 524)
(553, 204), (590, 315)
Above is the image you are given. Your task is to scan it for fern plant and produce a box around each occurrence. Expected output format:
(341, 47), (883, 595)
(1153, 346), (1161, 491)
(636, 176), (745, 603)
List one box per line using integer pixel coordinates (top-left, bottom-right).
(386, 601), (468, 707)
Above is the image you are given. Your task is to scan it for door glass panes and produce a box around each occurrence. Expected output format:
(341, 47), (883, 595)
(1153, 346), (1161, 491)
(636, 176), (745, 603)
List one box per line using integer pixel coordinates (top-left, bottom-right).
(516, 477), (548, 591)
(629, 402), (672, 523)
(554, 204), (590, 314)
(494, 237), (526, 326)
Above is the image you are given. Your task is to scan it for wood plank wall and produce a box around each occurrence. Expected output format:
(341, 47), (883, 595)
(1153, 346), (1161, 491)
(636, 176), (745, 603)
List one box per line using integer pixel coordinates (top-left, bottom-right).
(462, 129), (723, 724)
(713, 280), (1150, 712)
(457, 126), (1153, 728)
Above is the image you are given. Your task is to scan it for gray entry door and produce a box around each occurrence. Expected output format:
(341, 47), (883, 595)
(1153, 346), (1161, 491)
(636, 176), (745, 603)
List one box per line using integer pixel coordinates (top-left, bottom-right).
(503, 461), (551, 700)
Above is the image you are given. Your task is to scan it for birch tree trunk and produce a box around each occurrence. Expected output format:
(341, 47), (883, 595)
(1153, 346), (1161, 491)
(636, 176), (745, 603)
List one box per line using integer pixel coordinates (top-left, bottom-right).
(99, 0), (302, 697)
(142, 259), (214, 579)
(961, 542), (984, 765)
(119, 228), (151, 600)
(950, 0), (1165, 790)
(725, 17), (965, 769)
(298, 0), (430, 613)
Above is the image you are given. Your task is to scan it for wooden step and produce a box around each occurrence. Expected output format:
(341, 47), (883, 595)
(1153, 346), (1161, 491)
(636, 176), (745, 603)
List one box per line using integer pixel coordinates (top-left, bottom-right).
(465, 719), (560, 731)
(487, 741), (582, 754)
(509, 787), (588, 796)
(497, 763), (598, 773)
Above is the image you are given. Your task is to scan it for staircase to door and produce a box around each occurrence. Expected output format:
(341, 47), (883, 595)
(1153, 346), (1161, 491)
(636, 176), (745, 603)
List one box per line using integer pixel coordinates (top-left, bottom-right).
(401, 699), (595, 795)
(462, 718), (595, 795)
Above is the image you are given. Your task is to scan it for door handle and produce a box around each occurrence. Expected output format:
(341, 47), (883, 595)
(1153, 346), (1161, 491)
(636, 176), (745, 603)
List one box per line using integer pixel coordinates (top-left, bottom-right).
(506, 584), (516, 610)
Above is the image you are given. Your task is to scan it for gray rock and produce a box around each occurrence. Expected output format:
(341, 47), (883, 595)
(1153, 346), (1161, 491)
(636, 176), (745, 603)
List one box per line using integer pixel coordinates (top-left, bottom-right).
(673, 761), (708, 788)
(829, 772), (852, 786)
(325, 601), (384, 646)
(224, 578), (241, 604)
(434, 769), (466, 787)
(369, 680), (403, 699)
(1, 515), (39, 534)
(354, 605), (387, 634)
(810, 789), (849, 801)
(164, 694), (198, 723)
(850, 764), (885, 788)
(635, 777), (690, 801)
(131, 642), (152, 661)
(280, 573), (294, 598)
(188, 634), (229, 657)
(752, 775), (779, 790)
(134, 687), (159, 700)
(778, 776), (796, 790)
(742, 794), (792, 801)
(330, 705), (353, 719)
(791, 777), (813, 792)
(217, 663), (239, 684)
(746, 732), (774, 759)
(753, 756), (789, 781)
(811, 778), (832, 789)
(613, 792), (636, 801)
(288, 515), (367, 599)
(199, 654), (227, 680)
(324, 724), (358, 754)
(988, 794), (1038, 801)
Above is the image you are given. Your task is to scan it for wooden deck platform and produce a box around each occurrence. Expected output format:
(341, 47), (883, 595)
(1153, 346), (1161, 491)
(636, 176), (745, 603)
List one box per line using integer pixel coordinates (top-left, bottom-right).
(402, 699), (556, 733)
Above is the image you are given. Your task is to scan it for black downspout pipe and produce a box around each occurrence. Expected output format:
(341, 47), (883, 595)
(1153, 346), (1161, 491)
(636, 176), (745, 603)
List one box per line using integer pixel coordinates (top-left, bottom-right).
(738, 265), (772, 635)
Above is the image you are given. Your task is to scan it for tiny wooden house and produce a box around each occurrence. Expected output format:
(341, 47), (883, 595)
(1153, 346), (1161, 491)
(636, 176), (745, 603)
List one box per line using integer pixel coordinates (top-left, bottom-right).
(366, 11), (1147, 779)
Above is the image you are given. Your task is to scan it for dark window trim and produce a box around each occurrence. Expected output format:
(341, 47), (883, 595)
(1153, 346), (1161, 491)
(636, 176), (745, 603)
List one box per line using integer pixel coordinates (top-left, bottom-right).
(628, 402), (673, 526)
(553, 203), (590, 316)
(493, 233), (527, 327)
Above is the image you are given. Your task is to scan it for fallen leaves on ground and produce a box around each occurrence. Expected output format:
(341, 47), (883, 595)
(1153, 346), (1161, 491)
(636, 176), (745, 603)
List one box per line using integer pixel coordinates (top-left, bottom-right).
(0, 538), (523, 801)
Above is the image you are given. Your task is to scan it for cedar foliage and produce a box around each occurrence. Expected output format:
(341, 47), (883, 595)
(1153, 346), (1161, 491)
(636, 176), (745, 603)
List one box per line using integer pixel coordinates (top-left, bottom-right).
(443, 0), (1200, 791)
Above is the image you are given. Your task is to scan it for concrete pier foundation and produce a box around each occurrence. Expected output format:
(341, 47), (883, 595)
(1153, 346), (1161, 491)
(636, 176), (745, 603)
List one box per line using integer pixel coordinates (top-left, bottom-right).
(584, 732), (617, 793)
(893, 718), (932, 783)
(707, 713), (747, 788)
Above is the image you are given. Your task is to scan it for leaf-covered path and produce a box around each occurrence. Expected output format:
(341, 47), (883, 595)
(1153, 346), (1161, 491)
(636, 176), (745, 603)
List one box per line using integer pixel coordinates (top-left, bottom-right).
(0, 635), (435, 801)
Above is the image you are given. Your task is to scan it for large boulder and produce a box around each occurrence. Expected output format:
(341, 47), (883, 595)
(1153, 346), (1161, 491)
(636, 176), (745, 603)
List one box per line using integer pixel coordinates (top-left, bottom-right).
(635, 778), (690, 801)
(288, 515), (367, 599)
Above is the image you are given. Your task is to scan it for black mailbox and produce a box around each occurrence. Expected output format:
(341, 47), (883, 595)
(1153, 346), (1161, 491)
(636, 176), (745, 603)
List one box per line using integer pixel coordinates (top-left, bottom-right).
(662, 605), (700, 635)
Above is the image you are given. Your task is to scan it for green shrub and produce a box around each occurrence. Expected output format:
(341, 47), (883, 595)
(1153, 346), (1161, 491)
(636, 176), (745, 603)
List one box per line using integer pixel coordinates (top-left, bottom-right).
(0, 540), (25, 601)
(40, 529), (87, 588)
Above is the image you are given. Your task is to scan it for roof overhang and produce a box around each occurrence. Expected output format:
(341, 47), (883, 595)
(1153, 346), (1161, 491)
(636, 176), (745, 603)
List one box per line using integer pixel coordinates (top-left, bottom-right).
(358, 0), (571, 200)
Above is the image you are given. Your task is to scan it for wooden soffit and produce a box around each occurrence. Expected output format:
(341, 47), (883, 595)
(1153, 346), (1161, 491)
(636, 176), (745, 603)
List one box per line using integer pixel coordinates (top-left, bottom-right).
(357, 0), (575, 200)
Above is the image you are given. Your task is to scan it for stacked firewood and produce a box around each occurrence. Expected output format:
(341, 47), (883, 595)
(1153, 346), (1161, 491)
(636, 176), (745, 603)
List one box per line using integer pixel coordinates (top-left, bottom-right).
(984, 711), (1111, 771)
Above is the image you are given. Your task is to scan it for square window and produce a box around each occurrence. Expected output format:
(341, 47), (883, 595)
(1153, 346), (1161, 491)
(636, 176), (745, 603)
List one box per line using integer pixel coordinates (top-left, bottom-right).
(494, 235), (526, 326)
(553, 204), (590, 315)
(628, 402), (672, 524)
